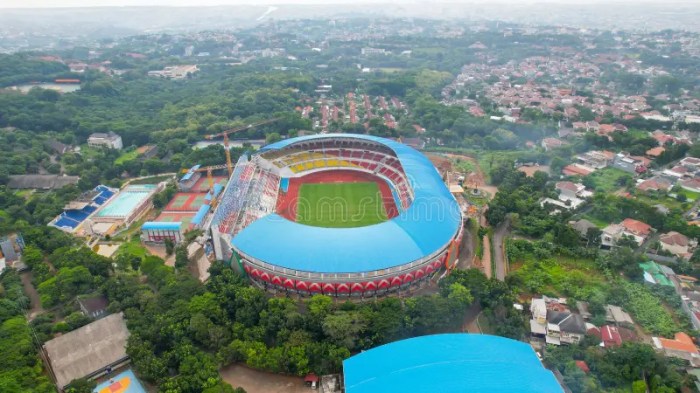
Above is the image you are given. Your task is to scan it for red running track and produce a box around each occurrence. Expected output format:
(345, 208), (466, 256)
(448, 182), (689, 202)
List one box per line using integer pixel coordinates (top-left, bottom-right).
(276, 170), (399, 221)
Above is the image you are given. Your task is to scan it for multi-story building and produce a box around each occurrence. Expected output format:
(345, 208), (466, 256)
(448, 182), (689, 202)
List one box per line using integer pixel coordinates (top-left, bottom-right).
(87, 132), (123, 150)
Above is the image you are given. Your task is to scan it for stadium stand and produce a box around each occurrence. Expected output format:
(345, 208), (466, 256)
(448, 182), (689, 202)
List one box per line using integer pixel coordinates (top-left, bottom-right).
(209, 134), (462, 298)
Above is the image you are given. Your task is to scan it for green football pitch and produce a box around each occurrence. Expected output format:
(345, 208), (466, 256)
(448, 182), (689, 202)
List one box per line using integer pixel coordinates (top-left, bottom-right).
(296, 182), (387, 228)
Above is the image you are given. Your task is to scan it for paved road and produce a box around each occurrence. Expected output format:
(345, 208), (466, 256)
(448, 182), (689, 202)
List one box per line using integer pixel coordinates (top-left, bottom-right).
(493, 220), (510, 281)
(482, 235), (492, 279)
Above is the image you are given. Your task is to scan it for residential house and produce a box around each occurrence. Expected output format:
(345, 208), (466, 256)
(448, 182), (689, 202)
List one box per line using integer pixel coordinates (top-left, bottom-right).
(605, 305), (635, 326)
(45, 139), (72, 155)
(530, 297), (547, 339)
(575, 150), (613, 169)
(556, 181), (591, 199)
(636, 176), (673, 193)
(562, 164), (595, 177)
(681, 178), (700, 193)
(659, 231), (694, 259)
(601, 218), (653, 247)
(652, 332), (700, 366)
(600, 325), (623, 348)
(541, 138), (566, 151)
(646, 146), (666, 159)
(88, 132), (123, 150)
(612, 152), (647, 174)
(570, 219), (598, 239)
(546, 311), (587, 345)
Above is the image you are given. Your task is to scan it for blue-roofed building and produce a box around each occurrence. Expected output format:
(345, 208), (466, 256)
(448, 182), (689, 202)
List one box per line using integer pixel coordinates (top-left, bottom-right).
(210, 134), (464, 297)
(141, 221), (184, 243)
(48, 185), (118, 233)
(343, 334), (563, 393)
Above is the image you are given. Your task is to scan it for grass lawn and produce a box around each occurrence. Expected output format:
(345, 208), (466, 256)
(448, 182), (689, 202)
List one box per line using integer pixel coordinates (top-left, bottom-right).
(635, 194), (689, 212)
(579, 214), (610, 228)
(588, 167), (630, 193)
(296, 182), (387, 228)
(678, 188), (700, 202)
(115, 239), (150, 258)
(130, 175), (173, 185)
(115, 149), (140, 165)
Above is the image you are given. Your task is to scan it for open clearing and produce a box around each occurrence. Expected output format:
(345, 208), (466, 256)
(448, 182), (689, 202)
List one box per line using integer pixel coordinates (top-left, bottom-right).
(220, 364), (308, 393)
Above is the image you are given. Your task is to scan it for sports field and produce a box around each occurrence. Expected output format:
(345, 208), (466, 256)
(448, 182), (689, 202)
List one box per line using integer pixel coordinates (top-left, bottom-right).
(296, 182), (387, 228)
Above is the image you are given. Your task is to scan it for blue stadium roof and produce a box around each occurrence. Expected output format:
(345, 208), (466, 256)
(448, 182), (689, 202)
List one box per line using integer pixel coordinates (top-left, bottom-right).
(142, 222), (182, 231)
(343, 334), (563, 393)
(231, 134), (461, 273)
(191, 204), (211, 226)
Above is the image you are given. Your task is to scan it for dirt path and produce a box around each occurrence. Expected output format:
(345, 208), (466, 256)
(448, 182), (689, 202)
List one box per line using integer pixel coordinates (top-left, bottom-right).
(482, 235), (492, 279)
(462, 303), (482, 334)
(493, 220), (510, 281)
(220, 364), (308, 393)
(455, 222), (474, 270)
(20, 271), (43, 320)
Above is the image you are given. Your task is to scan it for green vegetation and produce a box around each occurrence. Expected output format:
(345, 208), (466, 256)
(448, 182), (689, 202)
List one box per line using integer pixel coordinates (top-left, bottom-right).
(0, 271), (54, 392)
(506, 239), (604, 299)
(296, 182), (387, 228)
(585, 167), (631, 193)
(617, 282), (683, 337)
(116, 239), (150, 259)
(115, 149), (140, 165)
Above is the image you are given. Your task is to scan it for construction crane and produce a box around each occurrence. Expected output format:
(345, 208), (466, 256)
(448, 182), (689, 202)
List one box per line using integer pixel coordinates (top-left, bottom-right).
(205, 118), (281, 176)
(181, 164), (228, 191)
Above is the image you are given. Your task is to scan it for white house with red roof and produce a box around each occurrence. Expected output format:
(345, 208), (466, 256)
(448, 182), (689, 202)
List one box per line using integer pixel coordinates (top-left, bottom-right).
(601, 218), (653, 248)
(653, 332), (700, 366)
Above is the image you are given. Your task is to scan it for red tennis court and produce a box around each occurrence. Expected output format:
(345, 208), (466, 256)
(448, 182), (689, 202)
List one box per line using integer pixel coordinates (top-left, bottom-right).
(191, 176), (228, 193)
(154, 211), (195, 227)
(165, 192), (208, 211)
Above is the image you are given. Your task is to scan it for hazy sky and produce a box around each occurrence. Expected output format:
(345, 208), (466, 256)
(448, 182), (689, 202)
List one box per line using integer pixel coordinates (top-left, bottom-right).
(0, 0), (669, 7)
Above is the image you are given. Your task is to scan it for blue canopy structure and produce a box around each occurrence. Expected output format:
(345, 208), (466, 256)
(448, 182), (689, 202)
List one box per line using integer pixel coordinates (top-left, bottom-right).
(343, 334), (563, 393)
(231, 134), (461, 273)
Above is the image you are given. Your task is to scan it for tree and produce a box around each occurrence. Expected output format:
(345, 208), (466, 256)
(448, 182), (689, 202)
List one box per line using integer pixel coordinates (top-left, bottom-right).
(322, 311), (367, 351)
(164, 238), (175, 256)
(175, 244), (189, 269)
(65, 378), (97, 393)
(265, 132), (281, 144)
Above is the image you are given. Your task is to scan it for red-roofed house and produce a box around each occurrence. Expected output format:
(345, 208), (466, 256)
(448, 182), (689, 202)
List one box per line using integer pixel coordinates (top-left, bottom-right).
(621, 218), (652, 238)
(563, 164), (594, 177)
(602, 218), (653, 247)
(601, 325), (622, 348)
(646, 147), (665, 159)
(659, 231), (694, 259)
(681, 178), (700, 193)
(636, 176), (673, 193)
(542, 138), (566, 151)
(653, 332), (700, 365)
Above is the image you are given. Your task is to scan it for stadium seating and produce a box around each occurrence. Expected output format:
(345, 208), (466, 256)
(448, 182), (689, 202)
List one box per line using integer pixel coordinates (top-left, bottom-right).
(256, 138), (415, 214)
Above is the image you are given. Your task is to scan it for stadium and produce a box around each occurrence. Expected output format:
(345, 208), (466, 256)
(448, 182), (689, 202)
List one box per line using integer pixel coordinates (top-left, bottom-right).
(210, 134), (463, 296)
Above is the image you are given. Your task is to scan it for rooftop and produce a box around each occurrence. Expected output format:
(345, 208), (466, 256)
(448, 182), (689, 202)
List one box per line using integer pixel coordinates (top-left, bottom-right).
(656, 332), (698, 354)
(621, 218), (652, 236)
(43, 313), (129, 389)
(343, 334), (563, 393)
(232, 134), (461, 273)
